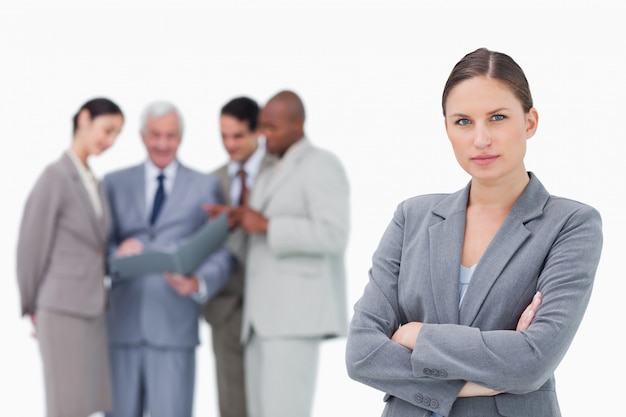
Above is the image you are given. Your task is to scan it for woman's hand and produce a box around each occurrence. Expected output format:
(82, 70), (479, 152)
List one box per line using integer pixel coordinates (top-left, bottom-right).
(459, 381), (501, 397)
(392, 292), (543, 400)
(459, 292), (542, 398)
(391, 321), (423, 350)
(115, 238), (144, 257)
(517, 291), (542, 332)
(29, 314), (37, 339)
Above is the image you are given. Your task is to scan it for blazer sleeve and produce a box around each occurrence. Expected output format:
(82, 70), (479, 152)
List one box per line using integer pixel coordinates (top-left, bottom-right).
(346, 202), (465, 416)
(102, 173), (123, 280)
(268, 151), (350, 256)
(193, 177), (235, 304)
(16, 166), (63, 316)
(410, 204), (603, 394)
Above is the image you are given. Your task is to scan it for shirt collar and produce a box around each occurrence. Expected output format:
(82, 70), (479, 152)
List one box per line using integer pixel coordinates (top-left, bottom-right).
(227, 141), (266, 178)
(67, 149), (95, 180)
(145, 158), (179, 181)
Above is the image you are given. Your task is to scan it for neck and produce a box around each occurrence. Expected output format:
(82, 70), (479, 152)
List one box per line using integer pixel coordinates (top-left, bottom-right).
(70, 141), (89, 167)
(468, 170), (530, 210)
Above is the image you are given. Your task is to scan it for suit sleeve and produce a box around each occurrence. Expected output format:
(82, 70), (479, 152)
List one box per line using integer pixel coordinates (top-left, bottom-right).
(16, 166), (62, 316)
(346, 202), (465, 416)
(410, 205), (603, 394)
(102, 174), (123, 280)
(267, 152), (350, 256)
(193, 177), (235, 304)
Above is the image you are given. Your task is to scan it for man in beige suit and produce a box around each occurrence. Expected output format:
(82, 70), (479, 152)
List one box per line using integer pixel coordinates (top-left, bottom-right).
(237, 90), (350, 417)
(203, 96), (275, 417)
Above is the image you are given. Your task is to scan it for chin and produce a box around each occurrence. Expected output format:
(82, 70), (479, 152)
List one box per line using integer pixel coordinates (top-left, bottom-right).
(152, 155), (174, 168)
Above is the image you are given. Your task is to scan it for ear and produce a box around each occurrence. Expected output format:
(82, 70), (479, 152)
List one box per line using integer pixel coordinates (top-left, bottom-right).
(77, 108), (92, 130)
(525, 107), (539, 139)
(295, 117), (305, 133)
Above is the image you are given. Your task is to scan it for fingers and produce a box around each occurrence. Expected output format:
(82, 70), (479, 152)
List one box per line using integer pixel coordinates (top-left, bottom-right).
(163, 273), (184, 294)
(29, 314), (37, 339)
(203, 204), (230, 219)
(516, 291), (542, 332)
(163, 273), (198, 296)
(390, 322), (423, 350)
(116, 238), (144, 257)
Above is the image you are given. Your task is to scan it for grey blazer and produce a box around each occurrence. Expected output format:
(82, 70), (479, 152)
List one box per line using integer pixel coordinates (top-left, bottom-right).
(203, 153), (276, 326)
(17, 153), (109, 317)
(346, 173), (603, 417)
(242, 138), (350, 341)
(103, 162), (234, 348)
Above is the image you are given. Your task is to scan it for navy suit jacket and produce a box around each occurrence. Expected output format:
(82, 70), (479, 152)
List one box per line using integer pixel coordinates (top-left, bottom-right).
(103, 162), (234, 348)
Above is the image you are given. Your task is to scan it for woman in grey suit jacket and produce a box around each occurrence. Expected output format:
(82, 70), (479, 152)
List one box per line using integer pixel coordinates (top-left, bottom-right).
(346, 48), (603, 417)
(17, 98), (124, 417)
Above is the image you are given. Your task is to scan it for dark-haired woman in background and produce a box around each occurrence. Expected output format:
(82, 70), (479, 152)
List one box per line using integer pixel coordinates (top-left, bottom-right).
(346, 49), (603, 416)
(17, 98), (124, 417)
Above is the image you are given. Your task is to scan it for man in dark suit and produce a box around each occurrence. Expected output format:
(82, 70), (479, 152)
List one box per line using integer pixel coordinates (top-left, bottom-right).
(103, 100), (234, 417)
(203, 96), (275, 417)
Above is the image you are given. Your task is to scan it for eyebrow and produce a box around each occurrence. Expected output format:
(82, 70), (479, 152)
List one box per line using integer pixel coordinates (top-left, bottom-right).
(447, 107), (512, 118)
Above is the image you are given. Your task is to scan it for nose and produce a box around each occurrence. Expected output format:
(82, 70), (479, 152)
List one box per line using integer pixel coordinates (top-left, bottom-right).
(223, 136), (236, 150)
(106, 133), (117, 147)
(473, 123), (491, 149)
(153, 135), (169, 150)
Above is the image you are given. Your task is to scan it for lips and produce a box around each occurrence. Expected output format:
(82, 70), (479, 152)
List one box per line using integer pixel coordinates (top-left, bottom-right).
(472, 155), (498, 166)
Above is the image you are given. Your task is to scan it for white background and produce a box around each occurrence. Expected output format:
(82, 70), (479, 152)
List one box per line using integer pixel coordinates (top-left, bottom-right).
(1, 1), (624, 415)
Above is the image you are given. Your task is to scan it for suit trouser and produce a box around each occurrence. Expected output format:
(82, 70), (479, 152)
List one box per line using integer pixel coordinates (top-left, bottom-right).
(211, 306), (247, 417)
(244, 332), (321, 417)
(106, 344), (195, 417)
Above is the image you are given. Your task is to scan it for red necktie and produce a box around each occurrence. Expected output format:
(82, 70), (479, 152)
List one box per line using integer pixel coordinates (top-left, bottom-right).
(238, 169), (248, 206)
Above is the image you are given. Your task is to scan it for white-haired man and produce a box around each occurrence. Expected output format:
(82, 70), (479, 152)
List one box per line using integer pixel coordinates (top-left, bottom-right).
(103, 101), (234, 417)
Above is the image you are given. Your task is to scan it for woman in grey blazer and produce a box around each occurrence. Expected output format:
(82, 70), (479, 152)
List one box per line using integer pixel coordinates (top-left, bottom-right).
(17, 98), (124, 417)
(346, 48), (603, 417)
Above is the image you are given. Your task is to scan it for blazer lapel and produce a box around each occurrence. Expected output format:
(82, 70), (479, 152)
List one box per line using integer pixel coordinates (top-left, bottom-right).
(155, 163), (189, 225)
(130, 165), (147, 224)
(258, 152), (278, 178)
(429, 187), (469, 324)
(458, 174), (549, 326)
(216, 166), (232, 205)
(256, 138), (310, 210)
(60, 154), (104, 243)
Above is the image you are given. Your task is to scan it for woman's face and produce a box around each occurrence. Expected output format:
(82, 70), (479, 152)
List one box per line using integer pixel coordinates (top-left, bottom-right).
(76, 111), (124, 156)
(444, 76), (538, 184)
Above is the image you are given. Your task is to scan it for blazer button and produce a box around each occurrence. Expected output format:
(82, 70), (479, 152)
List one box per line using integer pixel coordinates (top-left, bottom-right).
(423, 368), (432, 376)
(415, 394), (423, 403)
(440, 370), (448, 378)
(432, 369), (440, 377)
(431, 399), (439, 409)
(423, 397), (431, 406)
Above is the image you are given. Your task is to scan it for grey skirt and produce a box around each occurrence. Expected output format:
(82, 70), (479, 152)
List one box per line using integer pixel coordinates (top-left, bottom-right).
(37, 309), (112, 417)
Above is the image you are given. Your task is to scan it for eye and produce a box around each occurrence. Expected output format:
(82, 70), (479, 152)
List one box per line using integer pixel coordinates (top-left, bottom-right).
(456, 118), (471, 126)
(491, 114), (506, 121)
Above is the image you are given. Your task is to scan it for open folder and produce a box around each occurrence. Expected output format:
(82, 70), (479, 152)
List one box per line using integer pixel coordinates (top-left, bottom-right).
(110, 213), (229, 278)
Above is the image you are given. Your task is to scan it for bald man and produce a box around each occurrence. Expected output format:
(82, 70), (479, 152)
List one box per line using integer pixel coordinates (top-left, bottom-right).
(236, 91), (350, 417)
